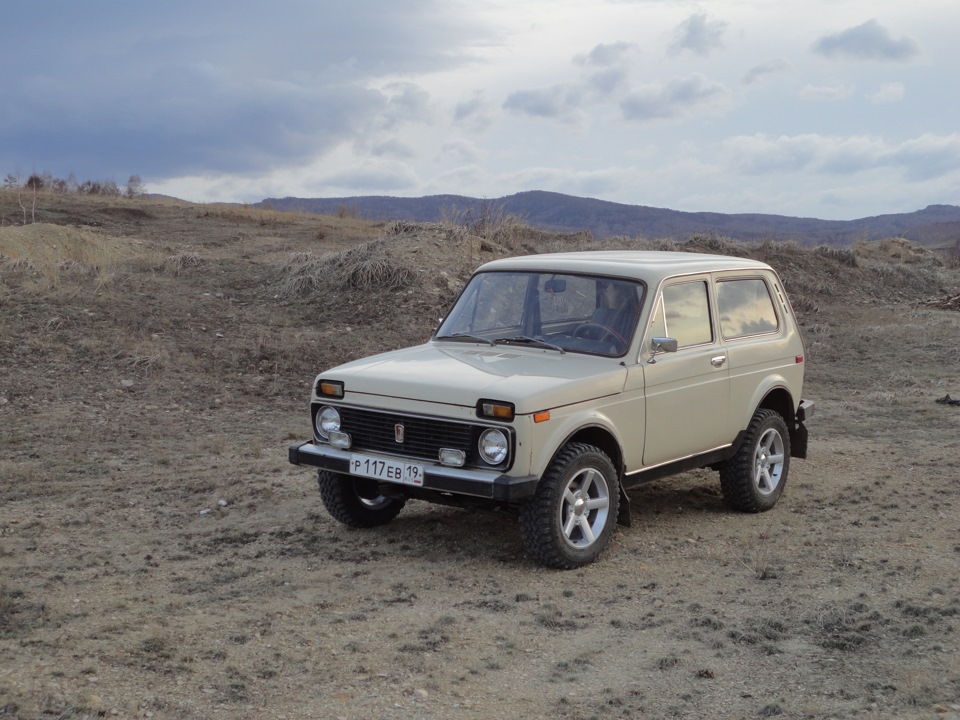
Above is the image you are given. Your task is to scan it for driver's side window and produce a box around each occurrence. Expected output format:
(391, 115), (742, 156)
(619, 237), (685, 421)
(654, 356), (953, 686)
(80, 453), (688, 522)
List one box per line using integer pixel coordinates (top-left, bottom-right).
(659, 281), (713, 348)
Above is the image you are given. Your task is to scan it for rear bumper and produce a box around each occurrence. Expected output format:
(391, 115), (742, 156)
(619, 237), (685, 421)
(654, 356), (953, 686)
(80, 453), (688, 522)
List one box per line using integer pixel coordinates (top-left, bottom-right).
(288, 441), (538, 503)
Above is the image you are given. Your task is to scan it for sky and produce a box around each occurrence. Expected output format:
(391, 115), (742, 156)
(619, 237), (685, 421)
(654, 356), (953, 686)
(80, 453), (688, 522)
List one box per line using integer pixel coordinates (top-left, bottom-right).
(4, 0), (960, 220)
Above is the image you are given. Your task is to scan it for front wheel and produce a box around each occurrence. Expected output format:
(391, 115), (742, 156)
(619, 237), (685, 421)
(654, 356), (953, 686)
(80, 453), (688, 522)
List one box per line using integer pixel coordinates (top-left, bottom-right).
(520, 443), (620, 569)
(317, 470), (406, 528)
(719, 409), (790, 512)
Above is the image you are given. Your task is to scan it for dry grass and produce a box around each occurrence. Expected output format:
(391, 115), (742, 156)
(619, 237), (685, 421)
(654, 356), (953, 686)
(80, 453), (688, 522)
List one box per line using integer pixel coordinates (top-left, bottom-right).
(275, 239), (419, 299)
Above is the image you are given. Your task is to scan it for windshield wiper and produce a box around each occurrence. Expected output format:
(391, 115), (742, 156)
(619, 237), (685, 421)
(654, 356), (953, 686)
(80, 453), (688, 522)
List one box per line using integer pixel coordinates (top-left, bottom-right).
(438, 332), (496, 346)
(494, 336), (565, 354)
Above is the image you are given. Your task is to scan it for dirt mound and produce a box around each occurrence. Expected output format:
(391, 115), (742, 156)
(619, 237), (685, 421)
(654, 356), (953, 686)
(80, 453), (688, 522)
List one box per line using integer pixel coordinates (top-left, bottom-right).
(0, 222), (136, 266)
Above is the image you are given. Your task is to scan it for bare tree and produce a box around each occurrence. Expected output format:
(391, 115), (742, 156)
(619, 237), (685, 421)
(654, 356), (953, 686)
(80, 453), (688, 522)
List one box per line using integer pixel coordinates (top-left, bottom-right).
(126, 174), (146, 198)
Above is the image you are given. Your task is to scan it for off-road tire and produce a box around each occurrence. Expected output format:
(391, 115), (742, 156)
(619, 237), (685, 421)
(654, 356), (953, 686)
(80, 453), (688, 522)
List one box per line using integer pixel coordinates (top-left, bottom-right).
(317, 470), (406, 528)
(720, 408), (790, 512)
(519, 442), (620, 569)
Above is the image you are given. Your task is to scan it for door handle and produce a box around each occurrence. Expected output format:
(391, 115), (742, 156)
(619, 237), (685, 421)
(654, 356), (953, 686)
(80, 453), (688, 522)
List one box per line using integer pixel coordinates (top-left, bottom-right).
(710, 355), (727, 367)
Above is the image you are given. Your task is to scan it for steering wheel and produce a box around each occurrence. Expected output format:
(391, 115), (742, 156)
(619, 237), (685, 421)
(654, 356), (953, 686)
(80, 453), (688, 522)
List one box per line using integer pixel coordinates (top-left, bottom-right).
(573, 322), (626, 347)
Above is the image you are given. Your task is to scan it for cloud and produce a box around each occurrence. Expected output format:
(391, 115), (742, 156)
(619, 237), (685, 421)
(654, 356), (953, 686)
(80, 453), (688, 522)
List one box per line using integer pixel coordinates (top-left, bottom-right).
(319, 161), (420, 193)
(437, 140), (484, 165)
(574, 42), (638, 67)
(621, 75), (728, 121)
(504, 41), (637, 121)
(2, 1), (492, 179)
(503, 86), (572, 119)
(869, 82), (905, 104)
(669, 13), (727, 56)
(812, 19), (920, 61)
(380, 83), (434, 129)
(798, 84), (855, 100)
(742, 59), (789, 85)
(371, 139), (417, 159)
(723, 133), (960, 181)
(453, 91), (496, 132)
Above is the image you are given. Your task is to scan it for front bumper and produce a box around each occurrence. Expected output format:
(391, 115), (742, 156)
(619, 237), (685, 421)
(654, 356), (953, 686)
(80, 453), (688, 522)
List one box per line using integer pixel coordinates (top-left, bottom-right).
(288, 441), (538, 503)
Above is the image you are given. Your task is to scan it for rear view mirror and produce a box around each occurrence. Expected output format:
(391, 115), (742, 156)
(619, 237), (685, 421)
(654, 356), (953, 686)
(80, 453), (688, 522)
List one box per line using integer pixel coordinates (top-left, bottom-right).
(544, 277), (567, 293)
(647, 336), (678, 363)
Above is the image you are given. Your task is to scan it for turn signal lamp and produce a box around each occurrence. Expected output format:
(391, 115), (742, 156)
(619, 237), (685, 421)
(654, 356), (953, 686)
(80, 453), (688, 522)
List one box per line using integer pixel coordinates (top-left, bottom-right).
(316, 379), (345, 398)
(478, 400), (515, 421)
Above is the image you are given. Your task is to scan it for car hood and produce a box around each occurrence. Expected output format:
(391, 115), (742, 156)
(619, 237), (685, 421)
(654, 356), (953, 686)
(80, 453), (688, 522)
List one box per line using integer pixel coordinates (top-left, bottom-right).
(321, 341), (627, 415)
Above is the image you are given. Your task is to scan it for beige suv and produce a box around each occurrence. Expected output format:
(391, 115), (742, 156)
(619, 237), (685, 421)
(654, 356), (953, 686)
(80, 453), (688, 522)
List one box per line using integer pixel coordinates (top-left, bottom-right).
(289, 251), (814, 568)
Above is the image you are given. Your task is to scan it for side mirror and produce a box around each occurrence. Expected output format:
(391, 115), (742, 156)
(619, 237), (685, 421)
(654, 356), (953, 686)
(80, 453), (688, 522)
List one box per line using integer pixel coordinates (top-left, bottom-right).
(647, 336), (678, 363)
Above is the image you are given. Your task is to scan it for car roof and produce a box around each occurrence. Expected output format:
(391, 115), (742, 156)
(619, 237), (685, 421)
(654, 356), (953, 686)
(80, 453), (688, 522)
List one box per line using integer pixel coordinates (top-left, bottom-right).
(476, 251), (773, 284)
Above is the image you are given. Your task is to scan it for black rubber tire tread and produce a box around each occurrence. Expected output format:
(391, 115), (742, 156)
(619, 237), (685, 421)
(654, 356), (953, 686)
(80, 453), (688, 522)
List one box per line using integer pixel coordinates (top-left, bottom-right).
(519, 442), (620, 569)
(719, 408), (790, 513)
(317, 470), (406, 528)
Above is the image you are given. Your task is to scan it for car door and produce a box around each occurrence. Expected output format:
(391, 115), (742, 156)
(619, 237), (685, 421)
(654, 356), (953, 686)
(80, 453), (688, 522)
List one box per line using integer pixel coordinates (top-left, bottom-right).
(641, 277), (731, 466)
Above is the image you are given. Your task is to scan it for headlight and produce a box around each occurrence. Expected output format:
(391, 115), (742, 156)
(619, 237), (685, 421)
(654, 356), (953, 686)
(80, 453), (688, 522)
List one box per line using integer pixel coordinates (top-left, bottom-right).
(315, 406), (341, 440)
(478, 428), (509, 465)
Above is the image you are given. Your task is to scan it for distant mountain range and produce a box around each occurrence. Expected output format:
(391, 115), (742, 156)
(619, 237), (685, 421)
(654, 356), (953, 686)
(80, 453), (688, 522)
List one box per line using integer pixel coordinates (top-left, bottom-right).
(257, 190), (960, 247)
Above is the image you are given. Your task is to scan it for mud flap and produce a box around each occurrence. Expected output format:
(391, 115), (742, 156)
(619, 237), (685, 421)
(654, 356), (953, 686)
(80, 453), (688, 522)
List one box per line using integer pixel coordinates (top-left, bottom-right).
(617, 483), (631, 527)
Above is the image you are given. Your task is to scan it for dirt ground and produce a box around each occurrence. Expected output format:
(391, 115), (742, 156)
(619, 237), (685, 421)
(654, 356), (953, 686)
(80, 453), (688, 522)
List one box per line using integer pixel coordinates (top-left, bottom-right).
(1, 192), (959, 719)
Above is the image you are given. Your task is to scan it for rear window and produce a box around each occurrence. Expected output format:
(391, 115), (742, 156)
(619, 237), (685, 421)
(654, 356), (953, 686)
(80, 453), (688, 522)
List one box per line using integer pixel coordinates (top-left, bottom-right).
(716, 278), (779, 339)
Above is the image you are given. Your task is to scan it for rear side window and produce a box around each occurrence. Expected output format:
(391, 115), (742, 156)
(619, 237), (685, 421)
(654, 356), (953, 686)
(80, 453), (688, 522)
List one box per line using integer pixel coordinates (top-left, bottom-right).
(716, 278), (779, 339)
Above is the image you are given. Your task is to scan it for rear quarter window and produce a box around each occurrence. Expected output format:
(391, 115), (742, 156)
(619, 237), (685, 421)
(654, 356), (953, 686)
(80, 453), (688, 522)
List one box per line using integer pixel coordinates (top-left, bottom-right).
(716, 277), (779, 339)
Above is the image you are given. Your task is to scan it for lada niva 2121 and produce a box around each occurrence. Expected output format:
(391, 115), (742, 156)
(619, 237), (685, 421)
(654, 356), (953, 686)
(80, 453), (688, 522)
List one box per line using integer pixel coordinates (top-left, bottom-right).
(289, 251), (814, 568)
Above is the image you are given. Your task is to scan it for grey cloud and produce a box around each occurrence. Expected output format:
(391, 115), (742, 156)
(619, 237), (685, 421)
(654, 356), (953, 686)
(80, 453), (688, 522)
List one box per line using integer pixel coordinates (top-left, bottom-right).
(742, 59), (789, 85)
(812, 19), (920, 61)
(371, 139), (418, 159)
(725, 133), (960, 182)
(504, 42), (635, 120)
(621, 75), (728, 121)
(585, 67), (630, 97)
(503, 86), (570, 119)
(2, 1), (492, 179)
(322, 163), (419, 192)
(454, 92), (495, 132)
(889, 134), (960, 181)
(574, 42), (637, 67)
(669, 13), (727, 56)
(438, 141), (483, 164)
(380, 83), (433, 128)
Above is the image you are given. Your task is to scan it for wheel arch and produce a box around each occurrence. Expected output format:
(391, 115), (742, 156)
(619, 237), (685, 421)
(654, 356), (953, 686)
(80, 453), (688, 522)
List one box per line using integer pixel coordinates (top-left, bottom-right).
(549, 424), (625, 478)
(757, 386), (795, 426)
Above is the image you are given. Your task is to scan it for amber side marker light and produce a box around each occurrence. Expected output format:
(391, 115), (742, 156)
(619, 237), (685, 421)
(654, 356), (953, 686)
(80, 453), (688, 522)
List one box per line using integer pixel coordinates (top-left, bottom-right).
(533, 410), (551, 423)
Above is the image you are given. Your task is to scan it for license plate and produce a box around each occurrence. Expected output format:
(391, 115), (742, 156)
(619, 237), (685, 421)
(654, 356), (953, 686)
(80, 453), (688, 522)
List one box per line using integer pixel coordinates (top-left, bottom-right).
(349, 453), (424, 486)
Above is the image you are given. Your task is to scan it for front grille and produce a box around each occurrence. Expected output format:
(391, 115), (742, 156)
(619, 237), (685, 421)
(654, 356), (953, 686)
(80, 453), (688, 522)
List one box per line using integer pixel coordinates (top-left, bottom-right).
(339, 407), (475, 462)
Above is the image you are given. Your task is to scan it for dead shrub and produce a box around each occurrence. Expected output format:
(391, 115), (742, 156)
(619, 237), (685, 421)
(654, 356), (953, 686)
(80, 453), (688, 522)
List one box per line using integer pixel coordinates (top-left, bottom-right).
(275, 241), (418, 299)
(161, 252), (202, 275)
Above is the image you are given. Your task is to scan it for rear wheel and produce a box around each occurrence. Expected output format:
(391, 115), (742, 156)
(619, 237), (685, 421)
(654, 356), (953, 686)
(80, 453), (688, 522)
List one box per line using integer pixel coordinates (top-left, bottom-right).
(317, 470), (406, 527)
(720, 409), (790, 512)
(520, 443), (620, 569)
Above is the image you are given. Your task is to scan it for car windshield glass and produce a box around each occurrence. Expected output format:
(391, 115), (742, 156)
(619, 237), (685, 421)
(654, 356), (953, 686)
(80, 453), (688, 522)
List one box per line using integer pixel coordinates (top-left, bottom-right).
(435, 271), (644, 357)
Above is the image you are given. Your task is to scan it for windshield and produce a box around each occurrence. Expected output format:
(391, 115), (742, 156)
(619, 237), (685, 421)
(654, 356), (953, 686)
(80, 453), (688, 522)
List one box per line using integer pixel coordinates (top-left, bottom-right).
(435, 271), (645, 357)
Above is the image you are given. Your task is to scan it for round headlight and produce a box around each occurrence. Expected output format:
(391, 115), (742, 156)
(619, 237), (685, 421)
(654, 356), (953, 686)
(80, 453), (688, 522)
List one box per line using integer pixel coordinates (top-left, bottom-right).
(478, 428), (509, 465)
(315, 406), (341, 440)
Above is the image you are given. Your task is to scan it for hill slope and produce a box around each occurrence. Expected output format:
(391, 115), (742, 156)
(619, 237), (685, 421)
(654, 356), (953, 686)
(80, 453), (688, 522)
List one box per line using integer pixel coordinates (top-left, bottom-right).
(260, 190), (960, 246)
